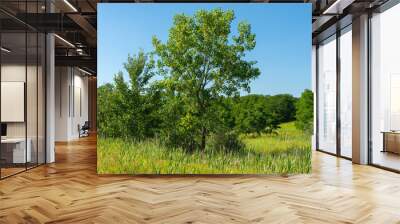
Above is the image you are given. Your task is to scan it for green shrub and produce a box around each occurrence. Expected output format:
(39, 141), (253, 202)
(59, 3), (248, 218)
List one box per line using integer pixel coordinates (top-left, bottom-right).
(207, 131), (245, 152)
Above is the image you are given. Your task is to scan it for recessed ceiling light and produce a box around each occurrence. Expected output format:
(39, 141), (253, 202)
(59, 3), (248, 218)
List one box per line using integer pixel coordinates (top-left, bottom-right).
(1, 47), (11, 53)
(322, 0), (354, 15)
(54, 34), (75, 48)
(63, 0), (78, 12)
(78, 67), (92, 76)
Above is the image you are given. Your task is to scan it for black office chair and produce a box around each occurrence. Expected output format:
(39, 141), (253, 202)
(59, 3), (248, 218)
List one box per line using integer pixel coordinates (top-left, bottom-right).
(79, 121), (90, 138)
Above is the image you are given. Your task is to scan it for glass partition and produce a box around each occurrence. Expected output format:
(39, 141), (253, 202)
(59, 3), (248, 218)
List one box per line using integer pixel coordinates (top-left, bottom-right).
(317, 35), (337, 154)
(0, 1), (46, 179)
(1, 31), (28, 177)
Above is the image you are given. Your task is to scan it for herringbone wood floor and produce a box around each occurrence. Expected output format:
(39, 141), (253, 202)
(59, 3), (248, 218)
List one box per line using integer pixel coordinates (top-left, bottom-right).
(1, 136), (400, 223)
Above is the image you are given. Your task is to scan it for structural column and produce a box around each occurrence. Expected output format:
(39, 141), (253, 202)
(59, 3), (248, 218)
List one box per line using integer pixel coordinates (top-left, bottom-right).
(46, 33), (55, 163)
(45, 0), (55, 163)
(352, 14), (369, 164)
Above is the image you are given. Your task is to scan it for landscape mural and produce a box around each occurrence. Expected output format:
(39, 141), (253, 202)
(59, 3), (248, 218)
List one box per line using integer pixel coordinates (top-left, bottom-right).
(97, 4), (312, 174)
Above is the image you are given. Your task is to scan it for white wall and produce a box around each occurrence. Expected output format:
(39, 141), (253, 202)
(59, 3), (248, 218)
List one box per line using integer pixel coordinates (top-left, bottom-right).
(1, 65), (36, 138)
(1, 64), (25, 81)
(1, 65), (26, 144)
(1, 63), (46, 164)
(55, 66), (70, 141)
(55, 67), (89, 141)
(72, 72), (89, 138)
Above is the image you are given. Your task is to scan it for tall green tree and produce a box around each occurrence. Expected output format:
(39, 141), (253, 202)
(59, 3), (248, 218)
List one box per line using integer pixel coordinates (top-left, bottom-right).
(98, 83), (123, 137)
(123, 51), (158, 139)
(152, 8), (260, 151)
(295, 89), (314, 132)
(97, 50), (158, 138)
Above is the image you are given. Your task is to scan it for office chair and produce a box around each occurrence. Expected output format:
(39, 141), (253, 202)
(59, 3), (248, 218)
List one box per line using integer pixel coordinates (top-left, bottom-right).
(79, 121), (90, 138)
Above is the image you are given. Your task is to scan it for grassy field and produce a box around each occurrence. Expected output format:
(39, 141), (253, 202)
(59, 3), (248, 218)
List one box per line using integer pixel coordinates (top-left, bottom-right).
(97, 122), (311, 175)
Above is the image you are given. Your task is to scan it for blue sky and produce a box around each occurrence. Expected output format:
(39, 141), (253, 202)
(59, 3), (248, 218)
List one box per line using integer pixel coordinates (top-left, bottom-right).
(98, 3), (311, 97)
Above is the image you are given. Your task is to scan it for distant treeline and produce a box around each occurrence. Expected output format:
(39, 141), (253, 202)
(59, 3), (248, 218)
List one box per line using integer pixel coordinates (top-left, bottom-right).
(97, 55), (313, 151)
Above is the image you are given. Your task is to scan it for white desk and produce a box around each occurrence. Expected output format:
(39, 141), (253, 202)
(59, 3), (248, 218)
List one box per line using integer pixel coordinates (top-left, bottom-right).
(1, 138), (31, 163)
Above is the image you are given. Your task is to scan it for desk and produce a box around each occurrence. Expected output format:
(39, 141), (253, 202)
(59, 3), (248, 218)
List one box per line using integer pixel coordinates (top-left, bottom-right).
(1, 138), (31, 164)
(382, 131), (400, 154)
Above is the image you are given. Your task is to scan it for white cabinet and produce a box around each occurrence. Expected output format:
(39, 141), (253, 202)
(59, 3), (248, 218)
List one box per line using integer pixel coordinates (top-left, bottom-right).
(1, 138), (32, 163)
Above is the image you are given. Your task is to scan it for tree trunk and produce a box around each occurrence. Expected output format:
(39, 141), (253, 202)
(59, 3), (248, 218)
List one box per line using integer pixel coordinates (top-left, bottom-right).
(201, 127), (206, 151)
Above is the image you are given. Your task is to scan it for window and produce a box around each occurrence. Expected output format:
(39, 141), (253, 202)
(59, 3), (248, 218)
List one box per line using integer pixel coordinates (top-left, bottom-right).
(370, 3), (400, 171)
(317, 35), (337, 154)
(339, 26), (352, 158)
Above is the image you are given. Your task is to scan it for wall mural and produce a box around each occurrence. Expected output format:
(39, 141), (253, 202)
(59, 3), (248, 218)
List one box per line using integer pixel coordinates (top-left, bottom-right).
(97, 3), (312, 174)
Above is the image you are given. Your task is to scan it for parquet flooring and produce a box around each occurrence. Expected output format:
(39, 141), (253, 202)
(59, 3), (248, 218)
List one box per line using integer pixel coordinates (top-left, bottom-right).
(1, 135), (400, 223)
(0, 167), (26, 178)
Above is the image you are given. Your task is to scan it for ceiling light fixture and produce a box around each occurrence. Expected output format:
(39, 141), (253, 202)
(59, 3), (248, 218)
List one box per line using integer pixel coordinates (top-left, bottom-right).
(54, 34), (75, 48)
(1, 47), (11, 53)
(63, 0), (78, 12)
(322, 0), (355, 15)
(76, 48), (86, 56)
(78, 67), (92, 76)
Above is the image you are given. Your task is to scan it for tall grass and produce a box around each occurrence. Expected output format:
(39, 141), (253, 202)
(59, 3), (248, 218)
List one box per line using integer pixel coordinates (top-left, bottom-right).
(97, 122), (311, 175)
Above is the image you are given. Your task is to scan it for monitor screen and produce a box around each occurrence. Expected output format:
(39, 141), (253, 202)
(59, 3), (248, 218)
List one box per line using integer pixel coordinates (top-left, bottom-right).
(1, 123), (7, 137)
